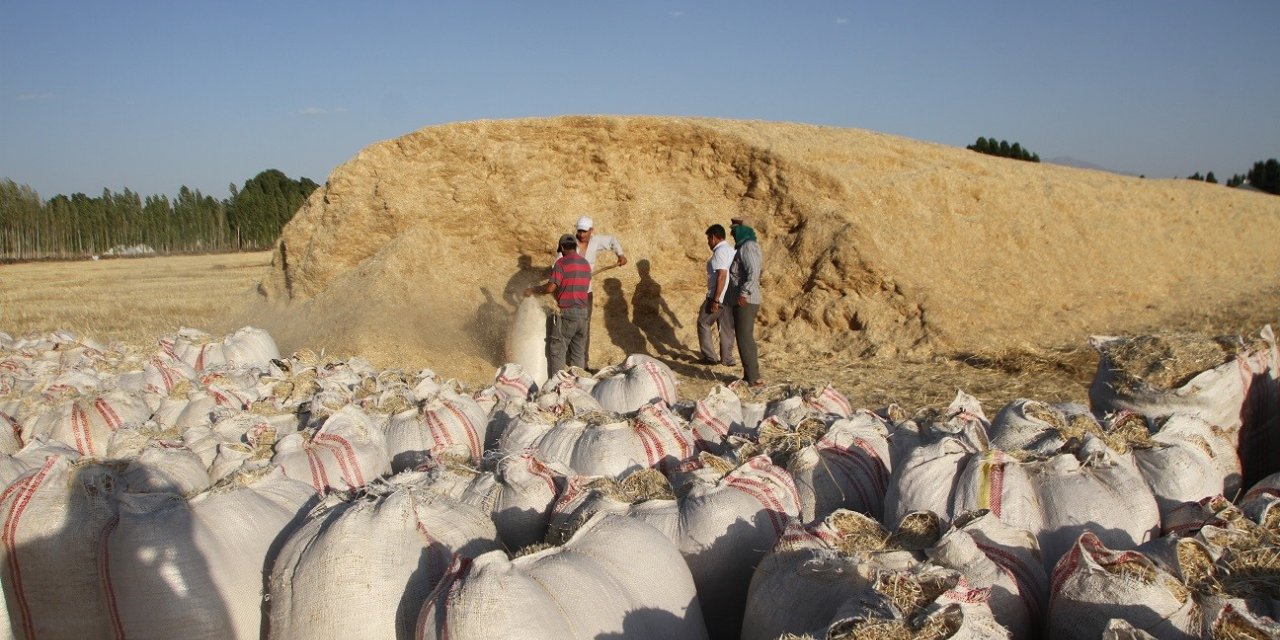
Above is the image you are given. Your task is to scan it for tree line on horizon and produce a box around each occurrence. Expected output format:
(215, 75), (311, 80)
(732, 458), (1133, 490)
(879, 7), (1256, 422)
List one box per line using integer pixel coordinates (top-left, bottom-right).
(966, 137), (1041, 163)
(0, 170), (318, 260)
(967, 136), (1279, 195)
(1187, 159), (1280, 194)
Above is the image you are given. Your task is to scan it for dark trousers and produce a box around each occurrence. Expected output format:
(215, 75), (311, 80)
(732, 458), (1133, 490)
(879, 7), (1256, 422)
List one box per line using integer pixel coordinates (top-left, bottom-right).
(733, 302), (760, 383)
(548, 306), (590, 378)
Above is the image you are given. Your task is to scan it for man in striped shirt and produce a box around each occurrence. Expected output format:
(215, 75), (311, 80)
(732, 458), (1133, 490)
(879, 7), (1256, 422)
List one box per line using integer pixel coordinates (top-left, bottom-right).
(526, 234), (593, 377)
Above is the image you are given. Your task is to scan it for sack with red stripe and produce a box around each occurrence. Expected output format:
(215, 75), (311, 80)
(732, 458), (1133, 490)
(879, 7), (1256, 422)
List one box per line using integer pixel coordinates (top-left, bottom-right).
(460, 453), (567, 550)
(685, 384), (745, 455)
(170, 327), (228, 371)
(519, 402), (695, 478)
(676, 454), (801, 640)
(104, 465), (314, 639)
(0, 437), (80, 489)
(24, 390), (152, 457)
(382, 387), (488, 472)
(590, 354), (678, 413)
(481, 363), (538, 407)
(0, 455), (119, 639)
(416, 512), (707, 640)
(1089, 326), (1280, 488)
(141, 352), (198, 396)
(273, 406), (391, 493)
(269, 471), (499, 639)
(927, 510), (1048, 639)
(800, 383), (854, 419)
(950, 435), (1160, 574)
(784, 410), (892, 523)
(1047, 532), (1199, 640)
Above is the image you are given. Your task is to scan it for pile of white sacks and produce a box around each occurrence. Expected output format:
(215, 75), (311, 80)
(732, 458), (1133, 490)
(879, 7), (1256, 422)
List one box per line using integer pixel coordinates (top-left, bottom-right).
(0, 325), (1278, 639)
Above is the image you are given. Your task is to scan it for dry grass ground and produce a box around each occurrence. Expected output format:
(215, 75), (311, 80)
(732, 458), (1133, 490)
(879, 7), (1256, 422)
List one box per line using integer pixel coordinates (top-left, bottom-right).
(3, 251), (1274, 414)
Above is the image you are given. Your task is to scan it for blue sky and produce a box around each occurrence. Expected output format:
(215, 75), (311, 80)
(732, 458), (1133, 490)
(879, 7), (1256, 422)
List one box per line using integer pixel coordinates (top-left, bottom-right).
(2, 1), (1277, 200)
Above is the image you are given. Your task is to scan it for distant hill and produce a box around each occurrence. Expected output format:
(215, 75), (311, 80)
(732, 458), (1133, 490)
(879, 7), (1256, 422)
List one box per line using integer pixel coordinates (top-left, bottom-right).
(1046, 156), (1139, 176)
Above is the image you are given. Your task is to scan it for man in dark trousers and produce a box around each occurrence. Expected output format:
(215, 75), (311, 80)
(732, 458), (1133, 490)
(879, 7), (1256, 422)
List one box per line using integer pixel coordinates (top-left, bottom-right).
(697, 224), (736, 367)
(526, 234), (593, 378)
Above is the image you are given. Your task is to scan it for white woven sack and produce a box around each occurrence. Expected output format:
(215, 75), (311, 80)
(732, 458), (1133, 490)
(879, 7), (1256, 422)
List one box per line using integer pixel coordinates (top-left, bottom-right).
(801, 383), (854, 419)
(0, 456), (119, 639)
(416, 512), (707, 640)
(171, 327), (227, 371)
(1088, 332), (1256, 431)
(687, 384), (745, 455)
(117, 442), (212, 495)
(140, 352), (198, 396)
(493, 403), (558, 457)
(741, 512), (920, 640)
(1240, 471), (1280, 524)
(1211, 602), (1280, 638)
(507, 296), (550, 387)
(0, 437), (80, 489)
(490, 362), (538, 403)
(1089, 327), (1279, 485)
(788, 410), (892, 522)
(525, 403), (695, 477)
(952, 436), (1160, 573)
(821, 566), (1009, 640)
(989, 398), (1099, 453)
(0, 405), (21, 456)
(1132, 414), (1234, 524)
(678, 455), (801, 640)
(105, 465), (314, 639)
(273, 405), (391, 493)
(546, 473), (682, 547)
(460, 453), (566, 550)
(268, 473), (499, 640)
(220, 326), (280, 370)
(884, 434), (981, 528)
(590, 354), (678, 413)
(928, 511), (1048, 640)
(1047, 532), (1198, 640)
(383, 387), (487, 471)
(24, 390), (152, 457)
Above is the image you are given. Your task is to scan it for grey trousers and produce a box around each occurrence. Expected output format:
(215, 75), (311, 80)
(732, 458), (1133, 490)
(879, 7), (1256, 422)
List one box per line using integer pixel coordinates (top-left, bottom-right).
(733, 302), (761, 383)
(548, 306), (590, 378)
(697, 298), (736, 365)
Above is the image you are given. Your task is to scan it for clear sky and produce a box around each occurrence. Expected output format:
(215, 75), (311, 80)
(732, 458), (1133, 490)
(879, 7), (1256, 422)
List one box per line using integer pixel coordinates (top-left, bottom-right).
(2, 1), (1277, 200)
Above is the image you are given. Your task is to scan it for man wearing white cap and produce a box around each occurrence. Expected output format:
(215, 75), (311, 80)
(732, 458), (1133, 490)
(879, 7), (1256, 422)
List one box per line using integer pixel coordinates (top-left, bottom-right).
(568, 215), (627, 369)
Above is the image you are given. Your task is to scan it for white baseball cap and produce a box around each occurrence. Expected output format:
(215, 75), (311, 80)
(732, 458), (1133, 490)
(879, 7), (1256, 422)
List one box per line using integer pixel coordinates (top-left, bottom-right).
(575, 216), (593, 231)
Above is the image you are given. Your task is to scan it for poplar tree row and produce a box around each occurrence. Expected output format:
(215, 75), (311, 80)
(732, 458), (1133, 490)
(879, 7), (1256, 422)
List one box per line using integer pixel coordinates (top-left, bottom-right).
(0, 170), (318, 260)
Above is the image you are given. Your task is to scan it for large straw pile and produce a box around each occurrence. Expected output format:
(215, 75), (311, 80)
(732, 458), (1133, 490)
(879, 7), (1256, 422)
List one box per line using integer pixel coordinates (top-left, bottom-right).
(243, 116), (1280, 385)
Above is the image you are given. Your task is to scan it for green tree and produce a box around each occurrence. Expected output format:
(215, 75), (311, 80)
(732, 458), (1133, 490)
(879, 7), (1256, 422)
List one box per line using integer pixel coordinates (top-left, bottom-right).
(1247, 159), (1280, 195)
(226, 169), (318, 249)
(1206, 172), (1218, 184)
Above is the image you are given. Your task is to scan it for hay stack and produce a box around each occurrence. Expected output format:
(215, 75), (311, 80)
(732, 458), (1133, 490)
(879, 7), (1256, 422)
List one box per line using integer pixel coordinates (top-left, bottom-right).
(248, 116), (1280, 378)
